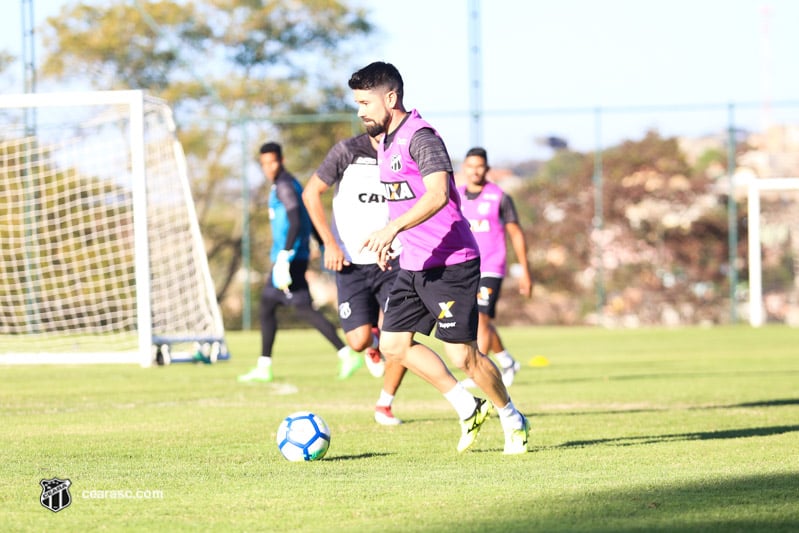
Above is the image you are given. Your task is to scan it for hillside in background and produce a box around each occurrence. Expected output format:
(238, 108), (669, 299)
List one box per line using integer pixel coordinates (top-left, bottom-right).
(491, 127), (799, 327)
(219, 127), (799, 330)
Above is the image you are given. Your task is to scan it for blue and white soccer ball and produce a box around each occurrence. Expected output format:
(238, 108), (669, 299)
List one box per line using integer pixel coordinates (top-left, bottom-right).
(276, 411), (331, 462)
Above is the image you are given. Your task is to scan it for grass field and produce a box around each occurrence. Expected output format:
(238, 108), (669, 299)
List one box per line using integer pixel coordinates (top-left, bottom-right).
(2, 325), (798, 532)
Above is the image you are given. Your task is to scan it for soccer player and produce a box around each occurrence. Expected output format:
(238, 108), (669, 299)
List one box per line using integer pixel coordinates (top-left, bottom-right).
(457, 147), (532, 387)
(302, 132), (408, 426)
(238, 142), (363, 383)
(349, 61), (529, 454)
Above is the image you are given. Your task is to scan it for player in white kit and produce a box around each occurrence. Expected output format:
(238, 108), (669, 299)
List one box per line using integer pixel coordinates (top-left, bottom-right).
(303, 133), (408, 425)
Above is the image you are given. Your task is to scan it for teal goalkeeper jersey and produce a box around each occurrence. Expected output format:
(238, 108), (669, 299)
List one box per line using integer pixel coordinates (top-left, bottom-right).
(268, 170), (312, 263)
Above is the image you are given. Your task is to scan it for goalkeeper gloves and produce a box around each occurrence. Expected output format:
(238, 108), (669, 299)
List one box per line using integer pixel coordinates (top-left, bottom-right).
(272, 249), (295, 291)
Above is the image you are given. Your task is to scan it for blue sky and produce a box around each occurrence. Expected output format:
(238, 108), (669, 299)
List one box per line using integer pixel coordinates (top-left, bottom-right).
(4, 0), (799, 162)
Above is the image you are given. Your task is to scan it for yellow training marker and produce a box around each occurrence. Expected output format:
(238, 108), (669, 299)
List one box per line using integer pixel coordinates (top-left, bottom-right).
(529, 355), (550, 367)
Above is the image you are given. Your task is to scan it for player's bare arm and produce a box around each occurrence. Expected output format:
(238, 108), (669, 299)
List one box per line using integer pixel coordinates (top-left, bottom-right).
(506, 221), (532, 298)
(302, 174), (347, 271)
(363, 171), (450, 269)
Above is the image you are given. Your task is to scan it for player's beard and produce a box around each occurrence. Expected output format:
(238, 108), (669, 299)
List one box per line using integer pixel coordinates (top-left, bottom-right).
(363, 111), (390, 137)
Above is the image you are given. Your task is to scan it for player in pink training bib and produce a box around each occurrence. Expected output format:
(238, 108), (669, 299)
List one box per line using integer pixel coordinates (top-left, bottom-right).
(457, 147), (533, 388)
(349, 61), (529, 454)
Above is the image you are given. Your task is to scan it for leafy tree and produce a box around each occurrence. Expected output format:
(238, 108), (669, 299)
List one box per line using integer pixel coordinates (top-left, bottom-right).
(0, 50), (14, 74)
(0, 50), (16, 92)
(39, 0), (374, 324)
(0, 143), (136, 332)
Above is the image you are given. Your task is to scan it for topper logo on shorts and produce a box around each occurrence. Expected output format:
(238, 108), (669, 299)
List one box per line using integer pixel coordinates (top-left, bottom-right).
(382, 181), (415, 201)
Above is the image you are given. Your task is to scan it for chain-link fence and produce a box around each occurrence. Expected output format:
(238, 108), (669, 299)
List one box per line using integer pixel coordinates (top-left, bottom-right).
(218, 100), (799, 329)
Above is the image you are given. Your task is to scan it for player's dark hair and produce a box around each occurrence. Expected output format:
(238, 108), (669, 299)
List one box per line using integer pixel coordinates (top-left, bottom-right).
(465, 147), (488, 164)
(348, 61), (404, 102)
(259, 142), (282, 159)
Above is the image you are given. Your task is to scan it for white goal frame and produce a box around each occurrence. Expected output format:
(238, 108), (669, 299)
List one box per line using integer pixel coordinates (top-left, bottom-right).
(746, 176), (799, 327)
(0, 90), (226, 366)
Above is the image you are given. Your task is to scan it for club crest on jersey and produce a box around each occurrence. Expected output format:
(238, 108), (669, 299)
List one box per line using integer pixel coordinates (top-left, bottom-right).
(40, 478), (72, 513)
(390, 154), (403, 172)
(382, 181), (415, 201)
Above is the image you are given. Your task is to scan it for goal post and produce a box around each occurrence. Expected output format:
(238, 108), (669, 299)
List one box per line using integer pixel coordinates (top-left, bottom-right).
(745, 176), (799, 327)
(0, 90), (229, 366)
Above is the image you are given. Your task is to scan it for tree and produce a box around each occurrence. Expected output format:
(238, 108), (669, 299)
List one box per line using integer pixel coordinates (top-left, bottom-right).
(39, 0), (374, 325)
(0, 50), (16, 92)
(0, 142), (135, 331)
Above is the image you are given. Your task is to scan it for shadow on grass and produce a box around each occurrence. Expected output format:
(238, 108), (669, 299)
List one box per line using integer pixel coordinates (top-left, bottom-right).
(329, 452), (394, 461)
(536, 397), (799, 418)
(555, 424), (799, 449)
(465, 472), (799, 533)
(735, 398), (799, 408)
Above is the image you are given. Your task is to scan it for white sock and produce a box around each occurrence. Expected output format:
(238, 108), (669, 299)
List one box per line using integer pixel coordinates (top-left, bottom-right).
(376, 389), (394, 408)
(497, 400), (524, 430)
(257, 356), (272, 369)
(337, 346), (352, 359)
(495, 350), (514, 369)
(444, 383), (478, 420)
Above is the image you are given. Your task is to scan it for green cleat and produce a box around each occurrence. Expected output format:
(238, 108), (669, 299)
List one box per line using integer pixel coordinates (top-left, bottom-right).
(337, 348), (364, 380)
(503, 414), (530, 455)
(457, 397), (492, 453)
(237, 366), (273, 383)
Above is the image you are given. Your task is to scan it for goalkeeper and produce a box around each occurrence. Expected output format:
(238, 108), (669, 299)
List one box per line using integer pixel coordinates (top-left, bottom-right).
(238, 142), (363, 383)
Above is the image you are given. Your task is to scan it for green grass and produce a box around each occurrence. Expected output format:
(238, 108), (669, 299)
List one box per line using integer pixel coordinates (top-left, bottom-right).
(2, 325), (798, 532)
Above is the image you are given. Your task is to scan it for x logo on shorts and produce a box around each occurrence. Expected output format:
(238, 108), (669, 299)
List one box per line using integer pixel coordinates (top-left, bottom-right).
(438, 301), (455, 319)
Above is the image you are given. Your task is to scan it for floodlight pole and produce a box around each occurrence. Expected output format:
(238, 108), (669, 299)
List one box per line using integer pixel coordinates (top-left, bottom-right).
(241, 122), (252, 330)
(468, 0), (482, 147)
(20, 0), (40, 332)
(593, 107), (605, 316)
(21, 0), (36, 134)
(727, 104), (739, 323)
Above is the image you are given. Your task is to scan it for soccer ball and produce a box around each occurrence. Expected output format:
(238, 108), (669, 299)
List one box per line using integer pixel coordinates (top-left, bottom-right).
(276, 411), (331, 462)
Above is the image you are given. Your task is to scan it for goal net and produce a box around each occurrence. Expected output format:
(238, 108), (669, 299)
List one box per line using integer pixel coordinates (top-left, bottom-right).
(0, 90), (229, 366)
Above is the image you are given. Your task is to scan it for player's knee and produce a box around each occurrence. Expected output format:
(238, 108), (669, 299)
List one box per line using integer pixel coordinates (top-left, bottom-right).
(347, 335), (371, 353)
(378, 337), (403, 362)
(443, 342), (477, 372)
(345, 324), (375, 352)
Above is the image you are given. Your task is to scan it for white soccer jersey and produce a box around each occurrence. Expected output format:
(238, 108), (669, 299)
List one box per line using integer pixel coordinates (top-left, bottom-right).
(316, 134), (401, 264)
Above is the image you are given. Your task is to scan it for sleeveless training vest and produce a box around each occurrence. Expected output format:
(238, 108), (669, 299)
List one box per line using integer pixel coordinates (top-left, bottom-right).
(458, 181), (507, 277)
(378, 110), (478, 271)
